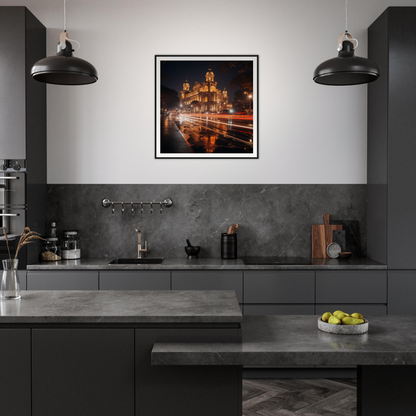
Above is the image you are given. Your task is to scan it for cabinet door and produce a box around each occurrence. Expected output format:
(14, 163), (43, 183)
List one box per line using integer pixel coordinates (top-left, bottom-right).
(19, 270), (27, 290)
(0, 8), (26, 158)
(100, 271), (170, 290)
(27, 271), (99, 290)
(388, 271), (416, 314)
(172, 271), (243, 303)
(244, 271), (315, 304)
(32, 329), (134, 416)
(244, 304), (315, 315)
(316, 304), (387, 315)
(316, 271), (387, 304)
(0, 329), (31, 416)
(136, 328), (241, 416)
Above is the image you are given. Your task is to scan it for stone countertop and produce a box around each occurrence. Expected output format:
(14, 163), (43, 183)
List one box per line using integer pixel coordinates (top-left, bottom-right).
(27, 257), (387, 270)
(152, 315), (416, 366)
(0, 290), (242, 324)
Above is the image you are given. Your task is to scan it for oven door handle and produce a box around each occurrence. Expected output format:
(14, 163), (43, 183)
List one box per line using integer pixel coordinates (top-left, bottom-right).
(0, 177), (18, 180)
(0, 213), (20, 217)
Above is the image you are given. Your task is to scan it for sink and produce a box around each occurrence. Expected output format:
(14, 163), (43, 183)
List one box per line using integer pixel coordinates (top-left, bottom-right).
(109, 258), (164, 265)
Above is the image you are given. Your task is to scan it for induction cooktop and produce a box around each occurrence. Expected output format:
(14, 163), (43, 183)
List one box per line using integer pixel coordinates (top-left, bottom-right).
(241, 257), (312, 265)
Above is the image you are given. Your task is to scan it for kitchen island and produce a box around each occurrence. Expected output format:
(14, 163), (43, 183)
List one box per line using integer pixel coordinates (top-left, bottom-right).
(153, 315), (416, 416)
(0, 290), (242, 416)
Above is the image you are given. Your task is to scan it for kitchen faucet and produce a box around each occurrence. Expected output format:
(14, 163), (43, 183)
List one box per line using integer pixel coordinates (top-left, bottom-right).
(135, 229), (147, 259)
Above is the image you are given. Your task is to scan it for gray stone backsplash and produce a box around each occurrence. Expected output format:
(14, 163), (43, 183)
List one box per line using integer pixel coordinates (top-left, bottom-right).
(47, 185), (367, 259)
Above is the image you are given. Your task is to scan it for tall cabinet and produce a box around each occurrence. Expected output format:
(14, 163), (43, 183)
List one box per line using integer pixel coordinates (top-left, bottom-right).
(368, 7), (416, 313)
(0, 7), (47, 268)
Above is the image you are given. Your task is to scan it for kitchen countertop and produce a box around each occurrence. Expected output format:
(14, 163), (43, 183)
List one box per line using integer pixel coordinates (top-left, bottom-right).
(0, 290), (242, 324)
(27, 257), (387, 270)
(152, 315), (416, 366)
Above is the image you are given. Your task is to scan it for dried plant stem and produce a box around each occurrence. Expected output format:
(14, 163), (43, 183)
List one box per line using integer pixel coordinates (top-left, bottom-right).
(2, 227), (12, 264)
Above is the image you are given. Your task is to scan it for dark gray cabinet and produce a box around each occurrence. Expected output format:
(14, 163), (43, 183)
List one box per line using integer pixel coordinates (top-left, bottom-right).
(100, 271), (170, 290)
(0, 329), (31, 416)
(0, 7), (45, 158)
(172, 271), (243, 303)
(316, 271), (387, 304)
(27, 271), (99, 290)
(135, 328), (241, 416)
(388, 271), (416, 314)
(316, 304), (387, 316)
(244, 271), (315, 304)
(32, 329), (134, 416)
(244, 304), (314, 315)
(18, 270), (27, 290)
(368, 8), (416, 269)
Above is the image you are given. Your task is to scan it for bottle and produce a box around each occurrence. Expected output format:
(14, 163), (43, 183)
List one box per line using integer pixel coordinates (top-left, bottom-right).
(61, 231), (81, 260)
(40, 238), (62, 261)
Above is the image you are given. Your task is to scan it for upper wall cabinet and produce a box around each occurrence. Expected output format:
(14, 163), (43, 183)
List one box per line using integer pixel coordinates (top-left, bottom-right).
(0, 7), (45, 159)
(368, 7), (416, 269)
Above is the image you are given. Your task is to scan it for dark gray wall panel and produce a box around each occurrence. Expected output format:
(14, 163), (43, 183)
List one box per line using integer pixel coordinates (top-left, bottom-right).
(100, 271), (170, 290)
(172, 271), (243, 303)
(32, 329), (134, 416)
(244, 271), (315, 304)
(316, 304), (387, 315)
(244, 304), (314, 316)
(47, 184), (367, 259)
(27, 271), (99, 290)
(367, 8), (388, 265)
(316, 271), (386, 303)
(136, 328), (241, 416)
(388, 271), (416, 314)
(0, 329), (31, 416)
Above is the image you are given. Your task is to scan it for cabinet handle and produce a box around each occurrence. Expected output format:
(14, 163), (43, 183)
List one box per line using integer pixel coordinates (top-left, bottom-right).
(0, 213), (20, 217)
(0, 177), (18, 180)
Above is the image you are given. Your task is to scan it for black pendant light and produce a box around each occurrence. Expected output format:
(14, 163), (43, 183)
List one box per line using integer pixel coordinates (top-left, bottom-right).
(31, 0), (98, 85)
(313, 0), (379, 86)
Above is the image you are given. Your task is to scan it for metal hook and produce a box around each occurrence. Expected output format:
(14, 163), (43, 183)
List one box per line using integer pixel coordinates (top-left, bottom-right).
(160, 202), (163, 214)
(131, 202), (134, 214)
(121, 203), (125, 214)
(112, 203), (115, 214)
(150, 202), (153, 214)
(140, 203), (144, 214)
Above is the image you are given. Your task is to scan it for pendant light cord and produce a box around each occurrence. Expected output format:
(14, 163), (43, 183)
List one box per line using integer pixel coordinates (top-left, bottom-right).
(64, 0), (67, 32)
(345, 0), (348, 32)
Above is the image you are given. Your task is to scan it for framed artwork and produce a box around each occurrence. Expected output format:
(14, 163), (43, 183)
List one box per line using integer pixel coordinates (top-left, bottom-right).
(155, 55), (258, 159)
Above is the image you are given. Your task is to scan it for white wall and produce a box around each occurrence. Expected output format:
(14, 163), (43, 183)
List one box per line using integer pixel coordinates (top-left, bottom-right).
(2, 0), (416, 184)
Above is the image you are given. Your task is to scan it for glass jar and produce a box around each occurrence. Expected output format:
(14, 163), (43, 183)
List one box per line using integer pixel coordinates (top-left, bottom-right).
(61, 231), (81, 260)
(40, 238), (62, 261)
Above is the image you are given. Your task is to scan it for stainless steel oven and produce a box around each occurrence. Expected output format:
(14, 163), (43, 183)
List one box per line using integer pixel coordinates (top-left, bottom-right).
(0, 172), (26, 207)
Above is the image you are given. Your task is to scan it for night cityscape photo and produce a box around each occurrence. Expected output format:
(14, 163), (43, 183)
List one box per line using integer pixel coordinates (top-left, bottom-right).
(155, 56), (258, 158)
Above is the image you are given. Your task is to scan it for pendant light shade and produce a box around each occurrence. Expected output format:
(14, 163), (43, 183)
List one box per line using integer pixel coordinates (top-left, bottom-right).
(313, 40), (379, 86)
(31, 0), (97, 86)
(31, 40), (98, 85)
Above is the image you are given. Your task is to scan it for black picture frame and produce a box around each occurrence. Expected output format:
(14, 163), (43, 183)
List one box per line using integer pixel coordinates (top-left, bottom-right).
(155, 55), (259, 159)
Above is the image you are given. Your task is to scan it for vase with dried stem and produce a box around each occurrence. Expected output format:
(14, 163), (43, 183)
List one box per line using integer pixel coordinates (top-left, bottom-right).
(2, 227), (43, 300)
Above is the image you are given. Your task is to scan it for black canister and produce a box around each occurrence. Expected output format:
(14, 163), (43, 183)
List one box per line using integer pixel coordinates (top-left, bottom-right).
(221, 233), (237, 259)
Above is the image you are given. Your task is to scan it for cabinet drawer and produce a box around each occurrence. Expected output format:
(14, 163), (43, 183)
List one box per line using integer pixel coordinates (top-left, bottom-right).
(244, 271), (315, 304)
(27, 271), (99, 290)
(171, 271), (243, 303)
(244, 304), (315, 316)
(388, 271), (416, 314)
(316, 304), (387, 315)
(99, 271), (170, 290)
(316, 271), (387, 303)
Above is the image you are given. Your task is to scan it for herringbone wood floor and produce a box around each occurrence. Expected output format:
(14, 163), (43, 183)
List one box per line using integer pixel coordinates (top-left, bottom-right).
(243, 379), (357, 416)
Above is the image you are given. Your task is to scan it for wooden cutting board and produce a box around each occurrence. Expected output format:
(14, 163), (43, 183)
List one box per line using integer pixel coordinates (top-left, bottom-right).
(312, 214), (343, 258)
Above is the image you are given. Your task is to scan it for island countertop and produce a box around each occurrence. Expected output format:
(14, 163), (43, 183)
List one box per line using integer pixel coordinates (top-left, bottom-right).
(0, 290), (242, 324)
(152, 315), (416, 366)
(26, 257), (387, 270)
